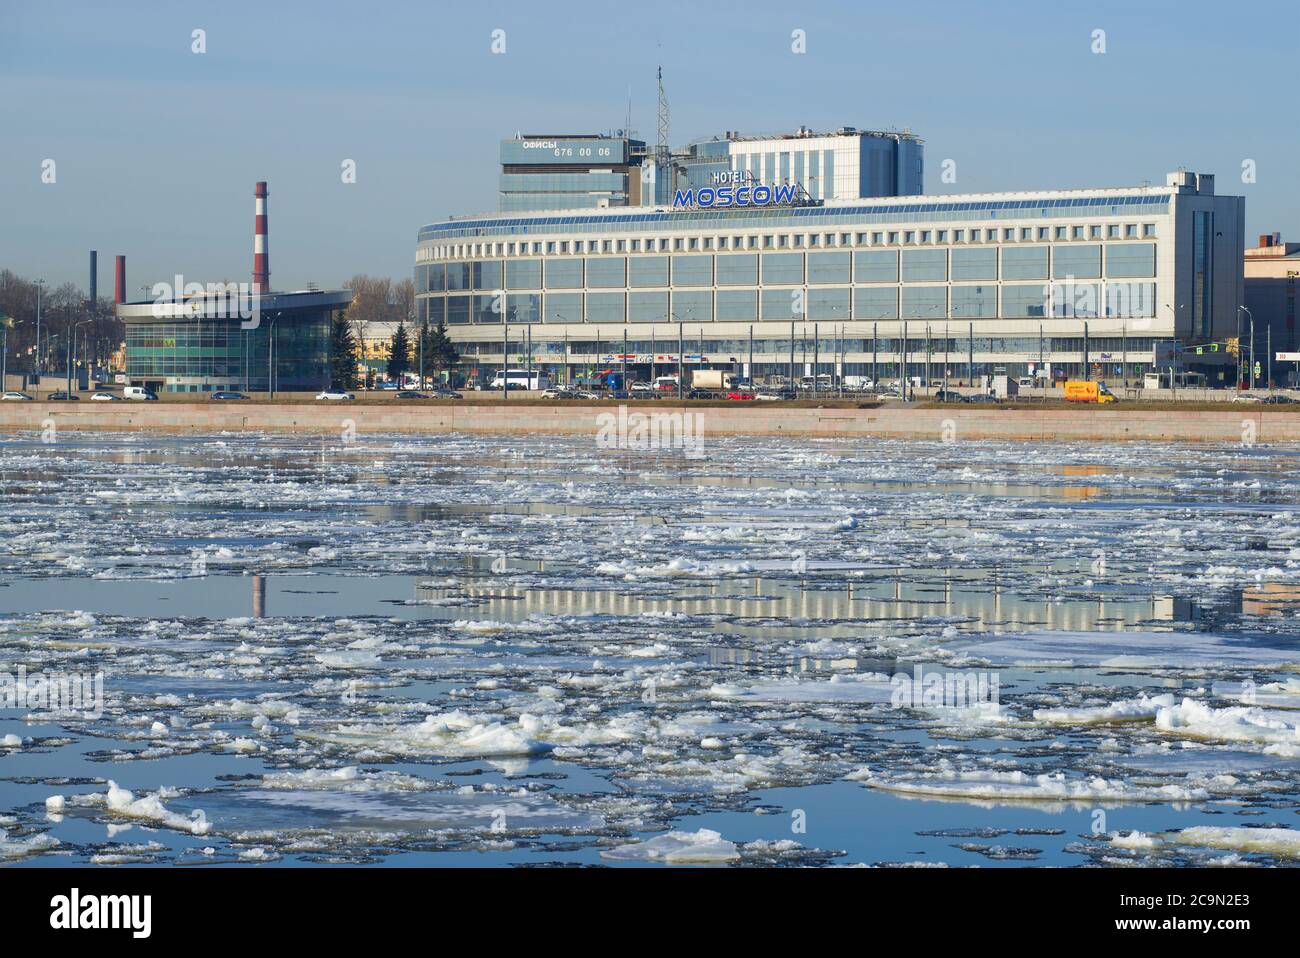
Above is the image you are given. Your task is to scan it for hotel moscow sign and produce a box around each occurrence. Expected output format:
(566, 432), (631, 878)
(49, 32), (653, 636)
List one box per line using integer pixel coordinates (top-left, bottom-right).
(673, 170), (813, 211)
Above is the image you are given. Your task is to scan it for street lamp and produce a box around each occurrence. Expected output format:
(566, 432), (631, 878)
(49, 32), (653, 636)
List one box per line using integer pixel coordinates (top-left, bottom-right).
(1237, 305), (1253, 389)
(1, 314), (16, 389)
(68, 319), (92, 396)
(33, 279), (45, 377)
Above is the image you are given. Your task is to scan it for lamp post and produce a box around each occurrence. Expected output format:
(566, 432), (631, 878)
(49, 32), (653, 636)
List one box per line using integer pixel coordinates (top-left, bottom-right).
(34, 279), (45, 377)
(1, 315), (15, 389)
(67, 319), (92, 396)
(1237, 306), (1252, 389)
(671, 310), (693, 398)
(267, 314), (280, 399)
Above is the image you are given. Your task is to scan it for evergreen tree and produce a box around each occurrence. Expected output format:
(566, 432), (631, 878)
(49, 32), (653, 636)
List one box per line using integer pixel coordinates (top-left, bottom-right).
(387, 320), (412, 382)
(329, 310), (358, 389)
(424, 320), (460, 378)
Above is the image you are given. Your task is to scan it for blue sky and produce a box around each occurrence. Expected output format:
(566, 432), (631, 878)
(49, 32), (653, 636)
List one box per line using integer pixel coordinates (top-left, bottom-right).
(3, 0), (1296, 291)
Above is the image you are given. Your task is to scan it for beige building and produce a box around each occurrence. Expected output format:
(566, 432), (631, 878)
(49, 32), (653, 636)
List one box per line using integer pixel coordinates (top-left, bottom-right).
(1244, 234), (1299, 383)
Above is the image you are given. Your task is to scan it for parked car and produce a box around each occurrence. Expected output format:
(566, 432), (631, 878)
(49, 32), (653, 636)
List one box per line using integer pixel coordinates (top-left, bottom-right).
(123, 386), (158, 401)
(90, 391), (124, 401)
(210, 391), (249, 400)
(316, 389), (355, 401)
(395, 390), (431, 399)
(727, 390), (758, 401)
(47, 391), (79, 401)
(629, 382), (655, 395)
(1, 391), (33, 401)
(933, 389), (968, 403)
(430, 387), (462, 399)
(756, 389), (798, 401)
(1260, 394), (1298, 404)
(1232, 393), (1264, 403)
(966, 393), (1000, 403)
(377, 381), (401, 390)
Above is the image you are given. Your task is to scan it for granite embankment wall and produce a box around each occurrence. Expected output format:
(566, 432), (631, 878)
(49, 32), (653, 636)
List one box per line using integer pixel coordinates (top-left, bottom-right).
(1, 402), (1297, 442)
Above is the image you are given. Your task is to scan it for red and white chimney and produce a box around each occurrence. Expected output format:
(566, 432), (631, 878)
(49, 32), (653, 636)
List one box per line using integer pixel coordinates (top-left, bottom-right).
(253, 181), (270, 294)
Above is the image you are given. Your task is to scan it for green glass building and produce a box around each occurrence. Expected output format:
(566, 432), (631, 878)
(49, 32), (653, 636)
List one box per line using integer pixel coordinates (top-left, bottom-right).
(119, 289), (352, 393)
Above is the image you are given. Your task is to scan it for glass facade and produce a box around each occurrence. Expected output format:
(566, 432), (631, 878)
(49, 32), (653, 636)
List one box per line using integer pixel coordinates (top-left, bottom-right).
(124, 311), (332, 393)
(417, 239), (1168, 327)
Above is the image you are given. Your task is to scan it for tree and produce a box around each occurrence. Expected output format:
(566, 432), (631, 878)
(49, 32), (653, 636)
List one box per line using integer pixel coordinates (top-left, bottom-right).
(330, 310), (358, 389)
(387, 320), (411, 382)
(422, 319), (460, 378)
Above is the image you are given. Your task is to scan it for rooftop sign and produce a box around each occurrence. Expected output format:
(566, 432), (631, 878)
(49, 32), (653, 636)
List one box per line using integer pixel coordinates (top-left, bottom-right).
(672, 171), (812, 211)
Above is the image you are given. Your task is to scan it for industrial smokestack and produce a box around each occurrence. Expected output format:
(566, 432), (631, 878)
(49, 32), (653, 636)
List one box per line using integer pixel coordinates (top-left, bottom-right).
(88, 251), (98, 305)
(114, 255), (126, 305)
(253, 181), (270, 294)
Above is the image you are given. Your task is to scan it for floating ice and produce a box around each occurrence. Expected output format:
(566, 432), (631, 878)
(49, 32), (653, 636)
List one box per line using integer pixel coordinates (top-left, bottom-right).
(600, 828), (740, 863)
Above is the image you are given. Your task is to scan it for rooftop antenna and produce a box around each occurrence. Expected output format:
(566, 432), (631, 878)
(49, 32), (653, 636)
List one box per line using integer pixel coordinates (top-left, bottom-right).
(656, 64), (670, 166)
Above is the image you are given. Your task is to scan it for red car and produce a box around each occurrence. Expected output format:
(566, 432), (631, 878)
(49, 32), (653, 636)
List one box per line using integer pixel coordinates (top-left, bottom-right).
(726, 390), (757, 401)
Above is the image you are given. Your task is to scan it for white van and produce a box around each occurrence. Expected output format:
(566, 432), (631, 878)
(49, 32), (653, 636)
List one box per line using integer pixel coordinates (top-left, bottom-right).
(123, 386), (159, 401)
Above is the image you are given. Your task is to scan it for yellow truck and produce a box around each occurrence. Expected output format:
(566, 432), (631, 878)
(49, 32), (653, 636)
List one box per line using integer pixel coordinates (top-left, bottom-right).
(1063, 380), (1117, 404)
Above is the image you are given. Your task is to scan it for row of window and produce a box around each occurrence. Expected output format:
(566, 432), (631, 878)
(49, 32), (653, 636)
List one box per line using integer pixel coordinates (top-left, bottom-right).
(422, 222), (1159, 261)
(421, 282), (1157, 325)
(448, 335), (1160, 356)
(417, 243), (1156, 294)
(420, 195), (1172, 243)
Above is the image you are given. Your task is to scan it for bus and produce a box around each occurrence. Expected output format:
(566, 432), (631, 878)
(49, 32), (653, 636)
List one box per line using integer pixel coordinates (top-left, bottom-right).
(487, 369), (551, 391)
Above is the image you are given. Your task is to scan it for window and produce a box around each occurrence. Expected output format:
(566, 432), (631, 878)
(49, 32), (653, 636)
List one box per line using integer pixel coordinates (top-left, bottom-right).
(586, 291), (625, 323)
(1002, 246), (1048, 280)
(506, 260), (541, 289)
(1053, 282), (1102, 318)
(1002, 284), (1048, 318)
(1105, 243), (1156, 278)
(716, 253), (758, 286)
(901, 248), (947, 282)
(762, 252), (804, 285)
(1105, 282), (1156, 319)
(716, 289), (758, 322)
(506, 292), (541, 324)
(628, 256), (668, 288)
(853, 286), (898, 319)
(951, 285), (996, 318)
(628, 291), (669, 323)
(586, 257), (626, 288)
(761, 288), (803, 320)
(671, 255), (714, 286)
(544, 292), (581, 323)
(901, 286), (947, 318)
(545, 259), (583, 288)
(854, 250), (898, 283)
(807, 251), (851, 285)
(1053, 244), (1101, 279)
(672, 290), (712, 322)
(806, 287), (850, 320)
(447, 262), (471, 292)
(951, 247), (997, 281)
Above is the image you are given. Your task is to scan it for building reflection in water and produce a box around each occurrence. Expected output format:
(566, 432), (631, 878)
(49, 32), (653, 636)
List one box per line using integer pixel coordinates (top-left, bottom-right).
(252, 574), (266, 618)
(414, 564), (1197, 640)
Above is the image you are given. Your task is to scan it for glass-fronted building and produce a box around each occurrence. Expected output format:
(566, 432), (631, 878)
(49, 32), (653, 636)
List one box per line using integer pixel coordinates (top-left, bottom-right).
(417, 170), (1244, 386)
(499, 135), (649, 212)
(119, 289), (352, 393)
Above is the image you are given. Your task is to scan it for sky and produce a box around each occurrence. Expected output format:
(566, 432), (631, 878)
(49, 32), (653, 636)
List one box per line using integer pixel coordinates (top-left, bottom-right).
(3, 0), (1298, 293)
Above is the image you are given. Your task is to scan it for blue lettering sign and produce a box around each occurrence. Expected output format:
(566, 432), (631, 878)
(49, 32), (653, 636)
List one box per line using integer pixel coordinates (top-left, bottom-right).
(672, 180), (810, 211)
